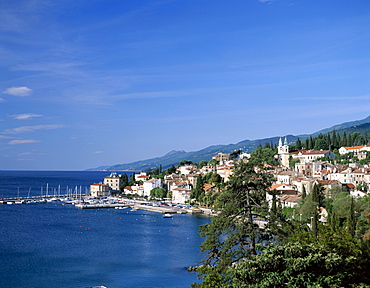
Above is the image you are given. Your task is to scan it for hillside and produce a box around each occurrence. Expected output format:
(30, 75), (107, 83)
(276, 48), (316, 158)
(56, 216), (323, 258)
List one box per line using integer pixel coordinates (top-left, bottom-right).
(89, 115), (370, 171)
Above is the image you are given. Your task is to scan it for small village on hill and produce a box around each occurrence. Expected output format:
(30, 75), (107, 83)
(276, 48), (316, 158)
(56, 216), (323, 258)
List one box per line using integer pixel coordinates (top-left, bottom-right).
(95, 137), (370, 210)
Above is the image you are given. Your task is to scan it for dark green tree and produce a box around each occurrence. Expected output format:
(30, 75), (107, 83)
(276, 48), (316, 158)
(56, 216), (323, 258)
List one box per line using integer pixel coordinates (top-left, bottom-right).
(311, 183), (325, 207)
(165, 165), (176, 174)
(295, 138), (302, 150)
(229, 150), (242, 160)
(348, 197), (356, 238)
(314, 138), (328, 150)
(150, 187), (167, 199)
(302, 184), (307, 200)
(223, 243), (370, 288)
(129, 172), (136, 184)
(197, 159), (274, 276)
(120, 173), (129, 190)
(191, 175), (205, 202)
(197, 160), (208, 169)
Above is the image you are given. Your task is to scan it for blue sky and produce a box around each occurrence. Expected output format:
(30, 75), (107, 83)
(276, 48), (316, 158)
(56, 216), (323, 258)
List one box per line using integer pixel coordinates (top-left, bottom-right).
(1, 0), (370, 170)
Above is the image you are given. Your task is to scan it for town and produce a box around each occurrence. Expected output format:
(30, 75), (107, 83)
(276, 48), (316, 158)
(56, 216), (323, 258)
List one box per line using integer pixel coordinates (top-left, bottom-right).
(92, 137), (370, 210)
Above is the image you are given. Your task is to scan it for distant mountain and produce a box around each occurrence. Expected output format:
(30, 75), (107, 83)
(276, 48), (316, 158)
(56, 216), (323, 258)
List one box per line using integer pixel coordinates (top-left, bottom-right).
(301, 116), (370, 137)
(88, 115), (370, 171)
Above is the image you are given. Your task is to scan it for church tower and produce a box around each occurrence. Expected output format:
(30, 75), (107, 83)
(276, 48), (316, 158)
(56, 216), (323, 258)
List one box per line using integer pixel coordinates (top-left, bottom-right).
(278, 137), (290, 167)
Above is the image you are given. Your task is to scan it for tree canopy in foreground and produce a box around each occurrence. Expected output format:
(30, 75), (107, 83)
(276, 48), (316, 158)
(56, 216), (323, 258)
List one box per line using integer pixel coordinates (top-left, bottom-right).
(192, 151), (370, 288)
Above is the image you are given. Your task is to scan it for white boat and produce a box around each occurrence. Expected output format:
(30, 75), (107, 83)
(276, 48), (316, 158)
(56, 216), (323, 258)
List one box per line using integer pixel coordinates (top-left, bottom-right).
(163, 213), (173, 218)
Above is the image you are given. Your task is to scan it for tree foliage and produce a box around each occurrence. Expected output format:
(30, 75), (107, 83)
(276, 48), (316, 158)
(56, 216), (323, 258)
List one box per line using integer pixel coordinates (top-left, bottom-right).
(196, 159), (274, 276)
(225, 243), (370, 288)
(150, 187), (167, 199)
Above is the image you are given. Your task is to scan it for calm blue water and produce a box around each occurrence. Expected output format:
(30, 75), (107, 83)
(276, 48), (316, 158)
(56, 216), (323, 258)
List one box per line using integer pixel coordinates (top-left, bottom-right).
(0, 171), (209, 288)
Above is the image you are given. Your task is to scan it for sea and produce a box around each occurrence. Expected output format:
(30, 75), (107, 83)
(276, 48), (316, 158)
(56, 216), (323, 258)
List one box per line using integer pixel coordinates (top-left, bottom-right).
(0, 171), (210, 288)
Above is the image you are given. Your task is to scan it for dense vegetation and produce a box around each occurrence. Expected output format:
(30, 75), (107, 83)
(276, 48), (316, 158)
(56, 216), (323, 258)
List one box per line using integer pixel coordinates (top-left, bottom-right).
(190, 151), (370, 288)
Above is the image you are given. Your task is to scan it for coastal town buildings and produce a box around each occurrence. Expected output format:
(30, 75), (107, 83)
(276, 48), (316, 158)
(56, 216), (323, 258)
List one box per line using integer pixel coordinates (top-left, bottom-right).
(104, 172), (122, 191)
(100, 141), (369, 207)
(212, 152), (229, 163)
(143, 179), (163, 197)
(90, 183), (110, 197)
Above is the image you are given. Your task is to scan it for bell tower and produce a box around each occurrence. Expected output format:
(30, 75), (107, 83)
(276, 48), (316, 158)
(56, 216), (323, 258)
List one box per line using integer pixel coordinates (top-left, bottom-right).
(278, 137), (290, 167)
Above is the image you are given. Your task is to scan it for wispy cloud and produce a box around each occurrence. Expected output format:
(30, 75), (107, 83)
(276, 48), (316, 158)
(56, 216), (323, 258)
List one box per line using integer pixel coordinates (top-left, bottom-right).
(0, 98), (5, 102)
(10, 113), (42, 120)
(291, 95), (370, 101)
(0, 135), (12, 139)
(18, 152), (45, 156)
(3, 86), (32, 96)
(93, 151), (104, 154)
(3, 124), (64, 134)
(8, 140), (40, 145)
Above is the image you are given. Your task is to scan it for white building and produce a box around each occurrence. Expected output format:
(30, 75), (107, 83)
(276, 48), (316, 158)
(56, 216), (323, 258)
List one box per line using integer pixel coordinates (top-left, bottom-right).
(170, 182), (191, 204)
(143, 179), (163, 197)
(291, 149), (335, 162)
(178, 164), (197, 175)
(135, 172), (149, 182)
(104, 172), (122, 191)
(90, 183), (110, 197)
(277, 137), (290, 168)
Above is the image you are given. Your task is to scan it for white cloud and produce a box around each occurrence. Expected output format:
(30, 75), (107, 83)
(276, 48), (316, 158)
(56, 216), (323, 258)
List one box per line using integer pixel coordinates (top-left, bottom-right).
(10, 113), (42, 120)
(18, 152), (45, 156)
(0, 135), (12, 139)
(3, 86), (32, 96)
(93, 151), (104, 154)
(8, 140), (40, 145)
(3, 124), (64, 134)
(0, 98), (5, 102)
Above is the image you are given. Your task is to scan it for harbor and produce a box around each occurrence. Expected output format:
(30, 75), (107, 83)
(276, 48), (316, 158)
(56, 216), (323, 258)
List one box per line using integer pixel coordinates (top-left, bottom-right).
(0, 194), (211, 215)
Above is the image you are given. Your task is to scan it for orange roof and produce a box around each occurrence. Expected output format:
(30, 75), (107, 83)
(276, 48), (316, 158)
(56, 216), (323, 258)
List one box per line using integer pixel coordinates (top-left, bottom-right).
(269, 183), (293, 190)
(342, 146), (364, 150)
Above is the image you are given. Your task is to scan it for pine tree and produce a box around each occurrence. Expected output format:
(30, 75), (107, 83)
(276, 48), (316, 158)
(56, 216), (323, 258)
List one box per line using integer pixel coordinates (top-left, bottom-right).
(347, 197), (356, 238)
(198, 159), (274, 272)
(302, 184), (307, 200)
(312, 210), (318, 238)
(296, 138), (302, 150)
(342, 132), (348, 146)
(332, 130), (338, 148)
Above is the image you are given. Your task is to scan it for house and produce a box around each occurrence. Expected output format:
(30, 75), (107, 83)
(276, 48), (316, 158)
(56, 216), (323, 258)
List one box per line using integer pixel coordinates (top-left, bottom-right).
(143, 179), (163, 197)
(123, 183), (144, 196)
(351, 189), (368, 198)
(280, 194), (302, 208)
(104, 172), (122, 191)
(90, 183), (110, 197)
(275, 170), (296, 184)
(178, 164), (198, 175)
(339, 145), (365, 155)
(290, 149), (335, 162)
(135, 172), (149, 182)
(212, 152), (229, 163)
(267, 183), (300, 208)
(170, 182), (192, 204)
(200, 165), (216, 174)
(187, 174), (199, 189)
(315, 179), (342, 195)
(291, 177), (313, 194)
(216, 164), (234, 181)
